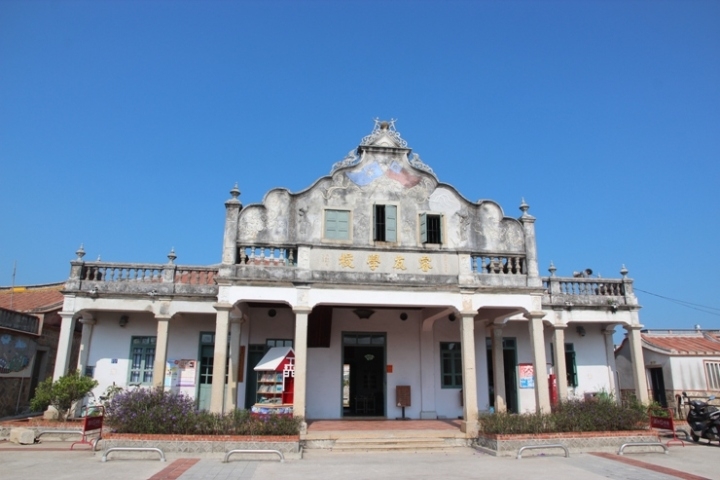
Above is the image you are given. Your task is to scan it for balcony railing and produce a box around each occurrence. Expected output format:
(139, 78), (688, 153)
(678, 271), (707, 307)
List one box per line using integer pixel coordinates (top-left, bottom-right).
(471, 254), (526, 276)
(542, 275), (635, 307)
(67, 261), (219, 297)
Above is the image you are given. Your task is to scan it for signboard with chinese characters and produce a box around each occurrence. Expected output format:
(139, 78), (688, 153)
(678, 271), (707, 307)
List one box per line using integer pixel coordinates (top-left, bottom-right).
(519, 363), (534, 389)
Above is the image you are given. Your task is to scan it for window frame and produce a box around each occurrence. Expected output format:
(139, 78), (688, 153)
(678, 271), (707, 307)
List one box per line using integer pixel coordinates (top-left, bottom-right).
(373, 204), (397, 242)
(420, 213), (443, 244)
(324, 209), (351, 241)
(565, 343), (578, 388)
(705, 360), (720, 391)
(128, 336), (156, 385)
(440, 342), (463, 389)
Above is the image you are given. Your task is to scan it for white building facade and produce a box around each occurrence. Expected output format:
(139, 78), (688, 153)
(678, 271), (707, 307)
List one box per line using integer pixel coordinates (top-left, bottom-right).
(53, 121), (649, 437)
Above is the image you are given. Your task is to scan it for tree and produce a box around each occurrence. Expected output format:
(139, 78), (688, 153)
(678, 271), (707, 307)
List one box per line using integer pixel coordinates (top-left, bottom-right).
(30, 371), (98, 420)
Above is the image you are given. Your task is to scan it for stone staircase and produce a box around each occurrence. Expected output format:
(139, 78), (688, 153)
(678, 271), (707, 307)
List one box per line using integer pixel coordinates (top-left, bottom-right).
(302, 420), (470, 453)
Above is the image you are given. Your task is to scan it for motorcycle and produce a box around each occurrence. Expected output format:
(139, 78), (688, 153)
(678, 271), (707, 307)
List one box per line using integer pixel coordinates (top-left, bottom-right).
(682, 391), (720, 445)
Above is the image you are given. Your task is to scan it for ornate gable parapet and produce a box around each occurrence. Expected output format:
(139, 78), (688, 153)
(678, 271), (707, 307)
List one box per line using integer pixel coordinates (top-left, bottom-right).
(360, 118), (408, 148)
(331, 119), (435, 178)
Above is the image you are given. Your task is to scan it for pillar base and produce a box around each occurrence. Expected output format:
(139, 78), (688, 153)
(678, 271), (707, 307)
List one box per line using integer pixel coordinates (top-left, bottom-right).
(460, 420), (479, 438)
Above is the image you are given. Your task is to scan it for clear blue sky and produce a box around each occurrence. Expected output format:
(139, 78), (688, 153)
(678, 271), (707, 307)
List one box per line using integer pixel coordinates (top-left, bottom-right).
(1, 1), (718, 337)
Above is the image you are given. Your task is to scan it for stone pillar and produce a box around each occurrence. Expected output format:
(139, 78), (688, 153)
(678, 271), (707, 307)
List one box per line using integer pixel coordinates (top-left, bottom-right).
(225, 311), (244, 412)
(603, 327), (618, 400)
(211, 303), (232, 413)
(53, 312), (77, 380)
(527, 312), (551, 413)
(76, 314), (96, 377)
(152, 315), (171, 389)
(519, 200), (541, 287)
(626, 324), (649, 404)
(552, 325), (568, 402)
(459, 312), (478, 437)
(491, 324), (507, 413)
(222, 184), (242, 265)
(293, 307), (310, 424)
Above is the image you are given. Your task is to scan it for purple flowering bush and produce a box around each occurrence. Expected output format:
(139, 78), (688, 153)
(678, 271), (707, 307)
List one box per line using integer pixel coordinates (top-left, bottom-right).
(105, 387), (195, 434)
(105, 387), (302, 435)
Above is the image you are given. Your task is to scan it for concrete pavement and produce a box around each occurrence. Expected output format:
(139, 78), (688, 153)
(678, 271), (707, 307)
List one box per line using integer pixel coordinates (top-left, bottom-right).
(1, 440), (718, 480)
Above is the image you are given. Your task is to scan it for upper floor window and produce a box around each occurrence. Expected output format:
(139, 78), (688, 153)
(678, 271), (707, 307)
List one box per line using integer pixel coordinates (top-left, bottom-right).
(324, 209), (350, 240)
(374, 205), (397, 242)
(420, 213), (442, 244)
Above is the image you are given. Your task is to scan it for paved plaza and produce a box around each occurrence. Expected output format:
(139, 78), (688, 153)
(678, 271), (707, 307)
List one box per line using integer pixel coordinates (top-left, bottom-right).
(1, 440), (719, 480)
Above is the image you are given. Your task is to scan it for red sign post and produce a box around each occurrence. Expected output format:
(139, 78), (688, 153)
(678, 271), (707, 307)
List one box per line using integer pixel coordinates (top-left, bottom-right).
(649, 407), (684, 447)
(70, 406), (104, 450)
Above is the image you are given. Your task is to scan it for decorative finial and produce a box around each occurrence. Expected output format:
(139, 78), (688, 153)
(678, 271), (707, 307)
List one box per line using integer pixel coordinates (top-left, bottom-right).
(76, 244), (86, 260)
(548, 262), (556, 277)
(167, 247), (177, 265)
(96, 255), (101, 261)
(230, 183), (240, 199)
(519, 198), (530, 216)
(620, 264), (628, 279)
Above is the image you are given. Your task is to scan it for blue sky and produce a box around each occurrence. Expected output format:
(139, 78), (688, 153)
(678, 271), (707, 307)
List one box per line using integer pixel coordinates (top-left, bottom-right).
(1, 0), (718, 337)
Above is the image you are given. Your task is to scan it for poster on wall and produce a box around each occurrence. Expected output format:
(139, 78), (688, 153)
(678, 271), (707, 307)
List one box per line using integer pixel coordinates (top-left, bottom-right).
(165, 360), (179, 388)
(176, 359), (197, 387)
(519, 363), (534, 389)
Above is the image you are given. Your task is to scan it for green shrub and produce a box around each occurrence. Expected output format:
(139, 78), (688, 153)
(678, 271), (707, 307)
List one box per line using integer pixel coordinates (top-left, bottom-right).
(30, 371), (98, 420)
(478, 398), (648, 435)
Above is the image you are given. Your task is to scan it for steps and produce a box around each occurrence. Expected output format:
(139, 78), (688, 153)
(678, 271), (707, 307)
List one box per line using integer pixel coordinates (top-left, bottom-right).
(302, 427), (470, 452)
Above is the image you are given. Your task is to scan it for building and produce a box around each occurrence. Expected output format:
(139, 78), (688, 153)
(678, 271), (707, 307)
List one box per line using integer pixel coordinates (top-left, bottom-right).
(0, 283), (78, 417)
(51, 121), (649, 436)
(615, 328), (720, 413)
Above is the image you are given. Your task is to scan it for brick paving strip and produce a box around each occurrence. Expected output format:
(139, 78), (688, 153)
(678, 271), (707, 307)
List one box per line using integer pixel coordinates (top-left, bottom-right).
(146, 458), (200, 480)
(590, 452), (712, 480)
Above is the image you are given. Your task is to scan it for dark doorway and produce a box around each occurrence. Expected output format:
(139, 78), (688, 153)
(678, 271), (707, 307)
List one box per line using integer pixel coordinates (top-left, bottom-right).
(342, 333), (386, 417)
(486, 337), (519, 414)
(244, 344), (267, 409)
(649, 367), (667, 407)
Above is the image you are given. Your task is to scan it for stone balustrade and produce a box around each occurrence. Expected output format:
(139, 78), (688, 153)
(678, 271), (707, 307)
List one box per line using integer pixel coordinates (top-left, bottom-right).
(471, 254), (526, 276)
(542, 275), (635, 307)
(0, 308), (40, 335)
(65, 261), (219, 297)
(237, 246), (297, 266)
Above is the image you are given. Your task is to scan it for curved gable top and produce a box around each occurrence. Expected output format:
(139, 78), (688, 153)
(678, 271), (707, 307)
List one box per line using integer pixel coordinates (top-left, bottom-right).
(236, 120), (527, 253)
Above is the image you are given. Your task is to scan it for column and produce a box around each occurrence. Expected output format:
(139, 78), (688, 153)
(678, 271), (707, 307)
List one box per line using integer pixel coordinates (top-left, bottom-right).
(626, 324), (649, 404)
(76, 314), (96, 377)
(491, 325), (507, 413)
(152, 315), (171, 389)
(552, 325), (568, 402)
(519, 200), (541, 287)
(527, 311), (551, 413)
(459, 312), (478, 437)
(225, 311), (244, 412)
(210, 304), (232, 413)
(53, 312), (77, 380)
(293, 307), (310, 424)
(603, 327), (618, 401)
(222, 184), (242, 265)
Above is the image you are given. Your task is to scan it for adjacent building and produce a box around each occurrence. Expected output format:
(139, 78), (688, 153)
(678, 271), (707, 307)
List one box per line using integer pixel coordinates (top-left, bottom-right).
(51, 121), (649, 436)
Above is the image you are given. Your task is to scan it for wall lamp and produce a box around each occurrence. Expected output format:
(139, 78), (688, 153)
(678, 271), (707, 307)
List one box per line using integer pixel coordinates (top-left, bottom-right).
(448, 313), (457, 322)
(119, 315), (129, 328)
(399, 312), (408, 321)
(576, 326), (586, 337)
(353, 308), (375, 319)
(268, 309), (277, 318)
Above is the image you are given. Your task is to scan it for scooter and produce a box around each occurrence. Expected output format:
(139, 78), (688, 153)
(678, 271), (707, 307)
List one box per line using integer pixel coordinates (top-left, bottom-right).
(682, 391), (720, 445)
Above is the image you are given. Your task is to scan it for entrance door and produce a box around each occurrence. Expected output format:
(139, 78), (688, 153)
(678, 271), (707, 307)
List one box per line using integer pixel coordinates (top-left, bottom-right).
(244, 344), (266, 409)
(649, 367), (667, 407)
(342, 333), (386, 417)
(486, 337), (519, 414)
(196, 332), (229, 410)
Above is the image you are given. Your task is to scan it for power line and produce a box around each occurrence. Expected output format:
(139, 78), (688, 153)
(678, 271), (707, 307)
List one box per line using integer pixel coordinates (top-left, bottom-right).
(634, 287), (720, 317)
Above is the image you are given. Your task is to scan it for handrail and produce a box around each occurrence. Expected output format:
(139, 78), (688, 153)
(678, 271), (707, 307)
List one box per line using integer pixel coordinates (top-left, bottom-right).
(223, 449), (285, 463)
(617, 442), (668, 455)
(101, 447), (166, 462)
(516, 443), (569, 459)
